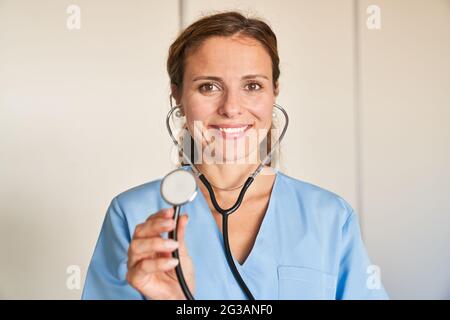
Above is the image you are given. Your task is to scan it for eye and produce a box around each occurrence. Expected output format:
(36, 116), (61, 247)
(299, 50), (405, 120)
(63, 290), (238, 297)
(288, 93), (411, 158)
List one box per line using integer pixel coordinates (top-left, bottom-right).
(199, 82), (220, 93)
(245, 82), (263, 91)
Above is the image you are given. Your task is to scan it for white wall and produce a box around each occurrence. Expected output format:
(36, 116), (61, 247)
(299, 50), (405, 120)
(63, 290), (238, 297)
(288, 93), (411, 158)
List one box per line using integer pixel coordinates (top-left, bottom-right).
(358, 0), (450, 299)
(0, 0), (448, 299)
(0, 0), (179, 299)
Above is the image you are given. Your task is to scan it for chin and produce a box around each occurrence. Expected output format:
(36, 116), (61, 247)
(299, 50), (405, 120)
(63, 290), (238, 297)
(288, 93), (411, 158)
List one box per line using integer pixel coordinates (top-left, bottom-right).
(210, 149), (258, 165)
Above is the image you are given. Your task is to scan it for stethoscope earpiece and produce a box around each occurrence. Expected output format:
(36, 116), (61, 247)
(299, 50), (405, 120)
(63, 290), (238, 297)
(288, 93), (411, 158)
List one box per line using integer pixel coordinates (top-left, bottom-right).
(175, 109), (184, 118)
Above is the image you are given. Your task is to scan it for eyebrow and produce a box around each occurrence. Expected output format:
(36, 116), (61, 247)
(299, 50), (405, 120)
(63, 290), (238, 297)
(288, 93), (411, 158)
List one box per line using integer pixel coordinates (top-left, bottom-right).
(192, 74), (269, 82)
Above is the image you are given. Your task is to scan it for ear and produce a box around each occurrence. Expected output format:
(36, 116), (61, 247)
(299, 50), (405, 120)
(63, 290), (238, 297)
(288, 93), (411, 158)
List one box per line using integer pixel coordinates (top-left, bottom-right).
(170, 84), (181, 105)
(170, 84), (186, 117)
(273, 81), (280, 97)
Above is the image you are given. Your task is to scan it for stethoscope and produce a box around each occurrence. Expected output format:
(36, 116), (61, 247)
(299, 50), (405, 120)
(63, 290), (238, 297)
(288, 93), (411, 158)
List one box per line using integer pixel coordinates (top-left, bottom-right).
(160, 102), (289, 300)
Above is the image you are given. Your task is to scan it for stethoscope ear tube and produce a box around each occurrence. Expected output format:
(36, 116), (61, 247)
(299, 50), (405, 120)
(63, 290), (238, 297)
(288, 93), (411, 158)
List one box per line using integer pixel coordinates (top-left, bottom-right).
(199, 175), (255, 216)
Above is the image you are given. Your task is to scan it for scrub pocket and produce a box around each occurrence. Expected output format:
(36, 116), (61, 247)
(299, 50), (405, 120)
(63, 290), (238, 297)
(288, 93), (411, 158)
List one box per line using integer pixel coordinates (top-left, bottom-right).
(277, 265), (337, 300)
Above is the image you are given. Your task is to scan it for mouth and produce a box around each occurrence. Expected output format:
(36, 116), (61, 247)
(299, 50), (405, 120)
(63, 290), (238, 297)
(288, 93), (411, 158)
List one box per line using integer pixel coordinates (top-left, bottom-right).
(208, 124), (253, 140)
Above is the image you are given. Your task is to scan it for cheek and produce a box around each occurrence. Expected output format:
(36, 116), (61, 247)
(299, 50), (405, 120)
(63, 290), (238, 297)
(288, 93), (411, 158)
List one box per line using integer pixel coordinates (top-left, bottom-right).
(247, 103), (273, 126)
(184, 105), (212, 137)
(184, 95), (217, 119)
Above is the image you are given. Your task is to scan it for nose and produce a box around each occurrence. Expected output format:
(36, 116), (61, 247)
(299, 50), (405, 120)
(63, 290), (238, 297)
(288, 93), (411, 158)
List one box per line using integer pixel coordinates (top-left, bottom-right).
(218, 90), (242, 118)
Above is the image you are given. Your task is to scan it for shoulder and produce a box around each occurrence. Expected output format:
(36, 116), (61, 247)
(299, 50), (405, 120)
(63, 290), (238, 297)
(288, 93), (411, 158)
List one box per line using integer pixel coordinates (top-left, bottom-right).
(115, 178), (162, 206)
(108, 175), (169, 227)
(276, 171), (355, 227)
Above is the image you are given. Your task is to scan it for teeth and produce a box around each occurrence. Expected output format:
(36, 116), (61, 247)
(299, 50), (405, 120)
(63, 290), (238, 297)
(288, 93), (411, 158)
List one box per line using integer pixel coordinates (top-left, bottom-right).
(218, 126), (248, 133)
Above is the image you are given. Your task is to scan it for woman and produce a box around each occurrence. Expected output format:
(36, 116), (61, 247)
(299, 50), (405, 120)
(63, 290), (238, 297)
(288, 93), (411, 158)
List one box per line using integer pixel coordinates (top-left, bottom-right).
(82, 11), (388, 300)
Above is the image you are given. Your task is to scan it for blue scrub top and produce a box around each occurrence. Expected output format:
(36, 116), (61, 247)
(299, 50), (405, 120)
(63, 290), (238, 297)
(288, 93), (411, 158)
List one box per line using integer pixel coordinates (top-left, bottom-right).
(82, 165), (388, 300)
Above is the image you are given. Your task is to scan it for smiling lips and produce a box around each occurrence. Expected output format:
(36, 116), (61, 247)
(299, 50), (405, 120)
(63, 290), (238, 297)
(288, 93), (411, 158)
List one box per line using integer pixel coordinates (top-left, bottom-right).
(209, 124), (253, 139)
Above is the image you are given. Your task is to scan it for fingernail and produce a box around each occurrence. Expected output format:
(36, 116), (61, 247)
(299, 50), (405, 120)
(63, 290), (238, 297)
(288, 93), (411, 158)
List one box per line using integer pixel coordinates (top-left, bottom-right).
(164, 239), (179, 249)
(167, 258), (179, 267)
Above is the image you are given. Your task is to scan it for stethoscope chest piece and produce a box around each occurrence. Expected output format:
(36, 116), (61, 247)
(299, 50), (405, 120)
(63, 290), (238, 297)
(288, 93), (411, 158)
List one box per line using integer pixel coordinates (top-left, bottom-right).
(160, 168), (198, 207)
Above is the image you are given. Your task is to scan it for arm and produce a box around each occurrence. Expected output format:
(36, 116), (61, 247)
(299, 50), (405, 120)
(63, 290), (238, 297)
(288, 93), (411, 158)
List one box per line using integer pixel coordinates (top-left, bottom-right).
(336, 209), (389, 300)
(81, 197), (145, 300)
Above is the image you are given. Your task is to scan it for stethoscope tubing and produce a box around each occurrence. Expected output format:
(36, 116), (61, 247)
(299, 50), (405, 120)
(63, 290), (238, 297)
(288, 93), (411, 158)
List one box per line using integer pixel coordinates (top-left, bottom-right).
(168, 205), (195, 300)
(166, 103), (289, 300)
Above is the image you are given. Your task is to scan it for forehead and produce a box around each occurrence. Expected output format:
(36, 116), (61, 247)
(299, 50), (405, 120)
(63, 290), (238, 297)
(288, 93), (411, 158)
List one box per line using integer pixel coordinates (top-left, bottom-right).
(184, 35), (272, 76)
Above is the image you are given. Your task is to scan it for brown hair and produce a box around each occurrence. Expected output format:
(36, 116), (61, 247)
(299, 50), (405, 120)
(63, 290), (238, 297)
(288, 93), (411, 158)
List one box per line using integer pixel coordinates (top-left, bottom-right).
(166, 11), (281, 167)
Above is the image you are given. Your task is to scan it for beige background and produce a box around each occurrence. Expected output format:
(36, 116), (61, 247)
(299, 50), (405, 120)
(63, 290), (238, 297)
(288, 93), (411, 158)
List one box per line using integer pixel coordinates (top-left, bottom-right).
(0, 0), (449, 299)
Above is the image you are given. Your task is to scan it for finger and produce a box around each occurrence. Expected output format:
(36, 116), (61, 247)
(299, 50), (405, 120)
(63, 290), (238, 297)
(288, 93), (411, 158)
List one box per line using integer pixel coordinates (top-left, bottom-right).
(157, 251), (172, 259)
(134, 217), (176, 239)
(127, 257), (179, 283)
(176, 214), (190, 257)
(128, 238), (179, 268)
(146, 207), (174, 222)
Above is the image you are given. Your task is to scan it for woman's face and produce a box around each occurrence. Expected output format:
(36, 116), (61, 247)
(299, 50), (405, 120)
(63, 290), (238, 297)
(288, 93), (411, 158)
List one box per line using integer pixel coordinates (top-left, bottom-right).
(173, 35), (278, 164)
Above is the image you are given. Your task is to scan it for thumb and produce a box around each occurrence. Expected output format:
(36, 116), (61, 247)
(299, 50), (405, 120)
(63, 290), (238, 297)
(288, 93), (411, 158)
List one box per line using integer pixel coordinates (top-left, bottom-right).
(176, 213), (190, 257)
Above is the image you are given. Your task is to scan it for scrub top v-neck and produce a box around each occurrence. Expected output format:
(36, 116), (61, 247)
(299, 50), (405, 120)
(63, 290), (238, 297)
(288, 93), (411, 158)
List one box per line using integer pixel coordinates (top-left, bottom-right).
(82, 166), (388, 300)
(189, 166), (279, 299)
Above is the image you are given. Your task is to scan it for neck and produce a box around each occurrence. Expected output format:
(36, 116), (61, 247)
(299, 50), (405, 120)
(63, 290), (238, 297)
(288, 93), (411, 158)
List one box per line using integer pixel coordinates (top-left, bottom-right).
(196, 162), (259, 190)
(195, 146), (263, 190)
(193, 160), (277, 205)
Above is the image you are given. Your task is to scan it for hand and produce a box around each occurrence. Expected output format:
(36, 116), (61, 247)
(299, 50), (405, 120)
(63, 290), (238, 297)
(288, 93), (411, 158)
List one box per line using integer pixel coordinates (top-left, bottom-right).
(126, 208), (195, 299)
